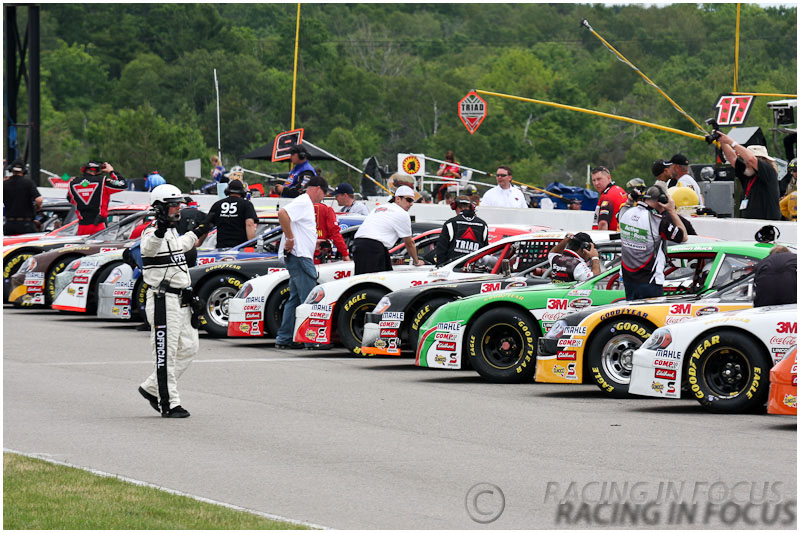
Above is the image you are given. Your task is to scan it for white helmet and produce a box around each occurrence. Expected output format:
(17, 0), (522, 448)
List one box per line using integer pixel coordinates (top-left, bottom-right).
(150, 184), (185, 206)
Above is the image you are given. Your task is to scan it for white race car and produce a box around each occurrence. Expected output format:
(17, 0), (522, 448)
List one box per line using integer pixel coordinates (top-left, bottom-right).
(292, 230), (612, 355)
(629, 304), (797, 413)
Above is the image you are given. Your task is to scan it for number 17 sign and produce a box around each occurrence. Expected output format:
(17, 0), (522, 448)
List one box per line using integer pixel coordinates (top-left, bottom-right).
(458, 91), (487, 135)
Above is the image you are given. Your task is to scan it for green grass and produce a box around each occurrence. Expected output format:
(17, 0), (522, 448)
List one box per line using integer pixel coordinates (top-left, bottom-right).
(3, 453), (312, 530)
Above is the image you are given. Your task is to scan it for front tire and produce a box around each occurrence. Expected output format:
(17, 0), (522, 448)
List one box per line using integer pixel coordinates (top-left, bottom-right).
(45, 256), (80, 306)
(264, 281), (290, 338)
(3, 251), (33, 302)
(197, 275), (245, 337)
(687, 331), (771, 413)
(337, 288), (387, 355)
(467, 307), (539, 383)
(408, 296), (453, 354)
(587, 318), (654, 398)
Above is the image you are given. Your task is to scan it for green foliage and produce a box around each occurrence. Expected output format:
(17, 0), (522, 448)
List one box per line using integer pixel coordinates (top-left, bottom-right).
(28, 3), (796, 191)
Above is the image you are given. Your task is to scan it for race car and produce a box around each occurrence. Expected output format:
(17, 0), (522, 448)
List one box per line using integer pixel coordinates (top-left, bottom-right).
(2, 197), (76, 245)
(92, 215), (370, 334)
(414, 239), (768, 384)
(226, 222), (446, 339)
(629, 304), (797, 413)
(290, 225), (553, 354)
(6, 208), (155, 306)
(2, 204), (150, 302)
(360, 231), (621, 357)
(537, 272), (759, 397)
(767, 346), (797, 416)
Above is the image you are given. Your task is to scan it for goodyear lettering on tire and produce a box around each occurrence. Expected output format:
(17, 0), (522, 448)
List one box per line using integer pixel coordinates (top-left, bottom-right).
(515, 319), (535, 373)
(228, 277), (243, 288)
(615, 321), (651, 339)
(688, 335), (720, 400)
(4, 253), (32, 279)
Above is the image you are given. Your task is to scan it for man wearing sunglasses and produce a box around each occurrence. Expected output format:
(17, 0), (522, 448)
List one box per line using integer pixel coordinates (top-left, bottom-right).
(481, 166), (528, 208)
(352, 185), (425, 274)
(590, 166), (627, 231)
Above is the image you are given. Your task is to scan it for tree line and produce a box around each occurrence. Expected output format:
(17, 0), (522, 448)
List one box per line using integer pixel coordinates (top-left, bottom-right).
(12, 3), (798, 192)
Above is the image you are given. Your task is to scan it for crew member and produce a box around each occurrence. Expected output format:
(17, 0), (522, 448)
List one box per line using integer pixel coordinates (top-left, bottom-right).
(333, 182), (370, 215)
(314, 200), (352, 263)
(590, 166), (627, 230)
(206, 179), (258, 248)
(67, 160), (127, 235)
(352, 185), (425, 274)
(547, 232), (601, 282)
(753, 246), (796, 307)
(619, 185), (687, 299)
(3, 159), (43, 235)
(434, 196), (489, 266)
(277, 145), (317, 198)
(137, 184), (213, 418)
(668, 154), (704, 205)
(716, 133), (781, 220)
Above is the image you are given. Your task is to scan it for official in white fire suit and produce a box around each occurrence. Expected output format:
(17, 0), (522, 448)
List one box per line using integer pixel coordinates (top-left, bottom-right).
(137, 184), (212, 418)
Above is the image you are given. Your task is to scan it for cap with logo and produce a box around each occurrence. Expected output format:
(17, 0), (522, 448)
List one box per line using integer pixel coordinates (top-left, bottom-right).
(333, 183), (355, 196)
(651, 159), (673, 177)
(669, 154), (690, 166)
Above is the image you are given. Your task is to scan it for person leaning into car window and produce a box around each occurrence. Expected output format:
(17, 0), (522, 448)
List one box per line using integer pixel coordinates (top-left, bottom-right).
(547, 232), (601, 283)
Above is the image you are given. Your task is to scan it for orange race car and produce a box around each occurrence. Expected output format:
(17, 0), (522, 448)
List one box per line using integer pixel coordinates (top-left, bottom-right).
(767, 346), (797, 416)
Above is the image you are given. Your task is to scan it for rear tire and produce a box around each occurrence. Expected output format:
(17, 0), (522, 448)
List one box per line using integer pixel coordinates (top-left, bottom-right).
(264, 281), (290, 337)
(687, 331), (771, 413)
(587, 318), (654, 398)
(46, 256), (80, 306)
(337, 288), (387, 355)
(408, 296), (453, 354)
(197, 275), (246, 337)
(467, 307), (539, 383)
(3, 251), (33, 302)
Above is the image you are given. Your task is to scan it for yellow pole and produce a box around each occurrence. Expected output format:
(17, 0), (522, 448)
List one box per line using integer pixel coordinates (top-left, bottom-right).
(734, 4), (740, 92)
(290, 4), (301, 130)
(475, 89), (706, 141)
(731, 92), (798, 98)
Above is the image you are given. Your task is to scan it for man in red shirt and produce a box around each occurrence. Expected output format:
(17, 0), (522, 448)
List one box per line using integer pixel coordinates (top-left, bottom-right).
(67, 160), (127, 235)
(314, 202), (351, 264)
(590, 166), (627, 231)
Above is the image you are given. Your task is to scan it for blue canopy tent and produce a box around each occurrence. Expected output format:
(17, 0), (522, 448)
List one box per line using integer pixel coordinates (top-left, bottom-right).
(526, 182), (599, 211)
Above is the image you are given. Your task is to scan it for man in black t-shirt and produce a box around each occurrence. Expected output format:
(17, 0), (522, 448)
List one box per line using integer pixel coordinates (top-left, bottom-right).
(206, 180), (258, 248)
(3, 159), (43, 235)
(716, 133), (781, 220)
(754, 246), (797, 307)
(434, 196), (489, 266)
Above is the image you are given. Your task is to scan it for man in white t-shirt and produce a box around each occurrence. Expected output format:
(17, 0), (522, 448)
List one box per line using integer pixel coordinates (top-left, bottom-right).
(275, 175), (328, 349)
(352, 185), (425, 274)
(668, 154), (704, 206)
(481, 166), (528, 208)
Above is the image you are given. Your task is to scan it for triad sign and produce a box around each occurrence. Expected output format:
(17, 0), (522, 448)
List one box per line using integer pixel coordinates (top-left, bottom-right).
(459, 91), (487, 135)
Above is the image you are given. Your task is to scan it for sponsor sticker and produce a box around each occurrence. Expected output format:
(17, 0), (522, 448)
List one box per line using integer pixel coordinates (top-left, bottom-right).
(380, 329), (398, 337)
(72, 276), (89, 284)
(655, 349), (682, 360)
(557, 351), (576, 361)
(114, 298), (130, 305)
(309, 319), (326, 326)
(245, 312), (260, 320)
(437, 321), (461, 332)
(557, 338), (583, 347)
(246, 296), (266, 303)
(654, 359), (678, 369)
(651, 381), (664, 393)
(243, 305), (260, 311)
(569, 298), (592, 309)
(563, 326), (587, 335)
(379, 320), (401, 328)
(434, 332), (456, 341)
(113, 289), (130, 297)
(481, 282), (502, 293)
(654, 368), (677, 380)
(437, 341), (456, 351)
(382, 312), (404, 320)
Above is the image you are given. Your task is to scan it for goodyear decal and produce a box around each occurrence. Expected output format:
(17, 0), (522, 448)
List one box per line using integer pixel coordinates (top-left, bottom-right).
(599, 308), (649, 320)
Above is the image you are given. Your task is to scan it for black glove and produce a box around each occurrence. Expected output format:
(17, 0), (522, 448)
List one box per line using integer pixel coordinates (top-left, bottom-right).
(191, 221), (214, 240)
(154, 214), (170, 238)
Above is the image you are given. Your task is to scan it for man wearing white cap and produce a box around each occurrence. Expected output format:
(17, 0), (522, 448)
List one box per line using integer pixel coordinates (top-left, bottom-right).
(352, 185), (425, 274)
(715, 132), (781, 220)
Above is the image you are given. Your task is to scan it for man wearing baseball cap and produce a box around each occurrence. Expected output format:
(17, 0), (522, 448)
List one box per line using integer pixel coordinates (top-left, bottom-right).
(3, 159), (42, 235)
(434, 196), (488, 266)
(668, 154), (704, 206)
(333, 182), (370, 215)
(277, 144), (318, 198)
(651, 159), (675, 188)
(714, 131), (781, 220)
(206, 179), (258, 248)
(351, 185), (425, 274)
(67, 160), (127, 235)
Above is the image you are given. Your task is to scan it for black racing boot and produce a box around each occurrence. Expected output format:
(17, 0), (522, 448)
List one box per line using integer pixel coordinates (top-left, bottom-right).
(162, 406), (190, 418)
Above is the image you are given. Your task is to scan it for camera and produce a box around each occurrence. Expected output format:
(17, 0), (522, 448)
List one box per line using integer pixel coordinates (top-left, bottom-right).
(704, 118), (721, 145)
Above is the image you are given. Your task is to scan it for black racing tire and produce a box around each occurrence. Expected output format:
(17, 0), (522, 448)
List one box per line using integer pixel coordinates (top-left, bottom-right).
(467, 307), (539, 383)
(134, 278), (149, 320)
(408, 296), (454, 354)
(45, 255), (81, 307)
(3, 251), (34, 302)
(337, 287), (387, 355)
(264, 280), (290, 338)
(686, 331), (772, 413)
(587, 318), (655, 398)
(197, 274), (246, 337)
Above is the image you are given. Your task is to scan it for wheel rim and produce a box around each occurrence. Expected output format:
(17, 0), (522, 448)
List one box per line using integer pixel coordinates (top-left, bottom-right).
(601, 335), (640, 384)
(205, 286), (238, 328)
(480, 322), (526, 369)
(702, 347), (751, 397)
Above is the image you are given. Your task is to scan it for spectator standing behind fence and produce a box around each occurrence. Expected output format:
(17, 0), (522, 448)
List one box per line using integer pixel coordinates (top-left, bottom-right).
(590, 166), (627, 231)
(715, 132), (781, 220)
(435, 150), (462, 202)
(481, 166), (527, 208)
(3, 159), (42, 235)
(333, 183), (370, 215)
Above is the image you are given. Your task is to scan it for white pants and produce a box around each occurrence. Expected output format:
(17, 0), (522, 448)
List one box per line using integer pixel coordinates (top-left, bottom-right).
(140, 291), (198, 410)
